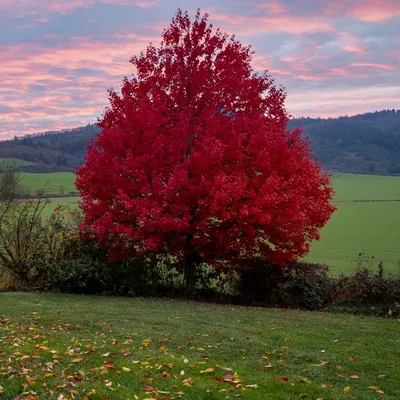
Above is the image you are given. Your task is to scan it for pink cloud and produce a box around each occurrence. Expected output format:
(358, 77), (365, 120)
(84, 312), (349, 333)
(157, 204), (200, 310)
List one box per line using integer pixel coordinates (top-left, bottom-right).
(204, 10), (334, 35)
(253, 2), (286, 14)
(325, 0), (400, 22)
(338, 32), (367, 56)
(102, 0), (160, 7)
(0, 0), (159, 17)
(350, 62), (396, 70)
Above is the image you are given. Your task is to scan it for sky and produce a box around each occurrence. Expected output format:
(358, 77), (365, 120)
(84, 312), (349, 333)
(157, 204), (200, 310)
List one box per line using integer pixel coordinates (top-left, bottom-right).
(0, 0), (399, 139)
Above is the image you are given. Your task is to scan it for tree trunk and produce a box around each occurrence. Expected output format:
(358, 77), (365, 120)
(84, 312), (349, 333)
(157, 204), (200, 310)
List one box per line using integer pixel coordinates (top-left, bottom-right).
(184, 253), (198, 298)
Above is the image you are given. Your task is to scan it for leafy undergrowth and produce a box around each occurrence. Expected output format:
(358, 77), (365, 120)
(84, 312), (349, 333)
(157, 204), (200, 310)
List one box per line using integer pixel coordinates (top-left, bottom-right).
(0, 293), (399, 400)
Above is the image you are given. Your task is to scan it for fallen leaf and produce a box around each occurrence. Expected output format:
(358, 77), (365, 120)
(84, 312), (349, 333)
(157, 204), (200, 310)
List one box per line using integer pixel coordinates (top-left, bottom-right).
(321, 384), (332, 388)
(200, 368), (214, 374)
(141, 385), (154, 391)
(216, 364), (232, 371)
(222, 374), (234, 382)
(344, 386), (351, 392)
(276, 377), (289, 383)
(72, 357), (83, 363)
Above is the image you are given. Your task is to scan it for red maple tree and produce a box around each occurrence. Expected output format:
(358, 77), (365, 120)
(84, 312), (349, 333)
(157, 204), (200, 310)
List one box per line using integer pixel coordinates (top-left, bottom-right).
(76, 9), (335, 296)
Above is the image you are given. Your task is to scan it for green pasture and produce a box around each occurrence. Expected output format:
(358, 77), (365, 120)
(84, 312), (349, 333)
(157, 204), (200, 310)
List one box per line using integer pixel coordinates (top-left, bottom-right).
(20, 172), (76, 195)
(0, 292), (399, 399)
(331, 173), (400, 201)
(21, 171), (400, 275)
(0, 157), (33, 168)
(305, 202), (400, 275)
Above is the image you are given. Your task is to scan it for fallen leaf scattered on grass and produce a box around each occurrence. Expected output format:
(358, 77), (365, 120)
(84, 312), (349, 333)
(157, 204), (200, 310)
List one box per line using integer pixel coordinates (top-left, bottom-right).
(276, 377), (289, 382)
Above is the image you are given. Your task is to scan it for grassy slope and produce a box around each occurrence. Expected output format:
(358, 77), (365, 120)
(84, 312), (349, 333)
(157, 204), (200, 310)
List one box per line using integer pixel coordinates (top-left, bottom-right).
(0, 293), (399, 400)
(0, 157), (33, 168)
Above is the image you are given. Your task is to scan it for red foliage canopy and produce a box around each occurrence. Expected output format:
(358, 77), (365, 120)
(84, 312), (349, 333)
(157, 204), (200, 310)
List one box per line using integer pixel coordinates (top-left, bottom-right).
(76, 9), (335, 267)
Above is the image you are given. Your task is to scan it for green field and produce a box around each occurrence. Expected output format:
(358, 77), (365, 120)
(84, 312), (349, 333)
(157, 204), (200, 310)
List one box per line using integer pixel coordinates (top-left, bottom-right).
(20, 172), (76, 195)
(0, 292), (398, 400)
(0, 157), (33, 168)
(303, 173), (400, 274)
(331, 173), (400, 201)
(22, 171), (400, 275)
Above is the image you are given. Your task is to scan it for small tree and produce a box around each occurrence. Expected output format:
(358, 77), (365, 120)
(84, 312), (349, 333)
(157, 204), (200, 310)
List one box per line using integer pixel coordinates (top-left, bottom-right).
(0, 166), (22, 202)
(76, 9), (335, 297)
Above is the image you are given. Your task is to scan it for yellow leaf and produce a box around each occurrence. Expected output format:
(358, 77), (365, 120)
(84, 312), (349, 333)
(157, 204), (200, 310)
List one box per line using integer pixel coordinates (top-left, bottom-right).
(368, 386), (379, 390)
(344, 386), (350, 392)
(123, 367), (131, 372)
(200, 368), (214, 374)
(72, 357), (83, 363)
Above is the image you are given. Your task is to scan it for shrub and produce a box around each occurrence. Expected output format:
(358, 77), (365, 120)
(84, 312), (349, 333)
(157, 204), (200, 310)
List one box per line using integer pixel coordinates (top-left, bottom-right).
(237, 259), (331, 309)
(280, 263), (332, 310)
(331, 268), (400, 305)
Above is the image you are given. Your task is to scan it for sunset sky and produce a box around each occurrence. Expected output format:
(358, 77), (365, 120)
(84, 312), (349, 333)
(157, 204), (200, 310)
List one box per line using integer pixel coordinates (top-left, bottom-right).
(0, 0), (399, 139)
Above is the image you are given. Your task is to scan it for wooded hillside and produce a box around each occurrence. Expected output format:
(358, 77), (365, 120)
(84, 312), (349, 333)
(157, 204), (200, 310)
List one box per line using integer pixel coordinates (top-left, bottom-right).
(3, 109), (400, 174)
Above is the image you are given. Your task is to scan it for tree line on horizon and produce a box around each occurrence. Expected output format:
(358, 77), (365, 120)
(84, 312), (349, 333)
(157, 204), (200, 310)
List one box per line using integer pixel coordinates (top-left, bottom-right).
(1, 110), (400, 176)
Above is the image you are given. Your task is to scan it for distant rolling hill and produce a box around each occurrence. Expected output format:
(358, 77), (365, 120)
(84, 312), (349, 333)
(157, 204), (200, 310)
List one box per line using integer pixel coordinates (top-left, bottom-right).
(2, 109), (400, 175)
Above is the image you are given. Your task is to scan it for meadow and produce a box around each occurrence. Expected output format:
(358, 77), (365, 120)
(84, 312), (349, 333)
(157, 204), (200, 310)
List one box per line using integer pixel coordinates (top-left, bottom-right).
(18, 171), (400, 275)
(0, 157), (33, 168)
(20, 172), (77, 195)
(0, 292), (398, 400)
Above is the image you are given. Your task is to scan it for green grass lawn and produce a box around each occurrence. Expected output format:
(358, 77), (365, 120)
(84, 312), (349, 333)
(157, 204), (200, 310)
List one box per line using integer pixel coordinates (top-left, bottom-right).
(0, 293), (398, 400)
(0, 157), (33, 168)
(20, 172), (76, 195)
